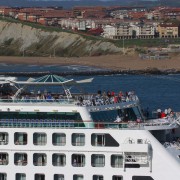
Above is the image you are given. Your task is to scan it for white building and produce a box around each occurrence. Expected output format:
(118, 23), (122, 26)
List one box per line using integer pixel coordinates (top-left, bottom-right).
(103, 23), (133, 39)
(132, 24), (155, 38)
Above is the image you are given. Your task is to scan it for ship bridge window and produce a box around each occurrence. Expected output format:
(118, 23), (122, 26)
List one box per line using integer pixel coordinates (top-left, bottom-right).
(93, 175), (104, 180)
(112, 175), (123, 180)
(72, 133), (85, 146)
(90, 107), (141, 122)
(33, 133), (47, 146)
(33, 153), (47, 166)
(16, 173), (26, 180)
(52, 154), (66, 167)
(0, 173), (7, 180)
(52, 133), (66, 146)
(35, 174), (45, 180)
(0, 153), (8, 165)
(91, 154), (105, 167)
(0, 132), (8, 145)
(14, 132), (27, 145)
(73, 174), (84, 180)
(111, 155), (123, 168)
(91, 134), (119, 147)
(72, 154), (85, 167)
(54, 174), (64, 180)
(14, 153), (27, 166)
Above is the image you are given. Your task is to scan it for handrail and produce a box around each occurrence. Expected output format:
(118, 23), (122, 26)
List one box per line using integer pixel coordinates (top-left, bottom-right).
(0, 118), (175, 129)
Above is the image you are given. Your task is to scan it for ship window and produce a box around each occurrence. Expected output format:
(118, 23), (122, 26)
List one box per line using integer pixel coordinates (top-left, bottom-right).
(16, 173), (26, 180)
(72, 133), (85, 146)
(137, 139), (143, 144)
(54, 174), (64, 180)
(90, 107), (141, 122)
(91, 134), (119, 147)
(52, 133), (66, 146)
(132, 176), (154, 180)
(72, 154), (85, 167)
(14, 132), (27, 145)
(73, 174), (84, 180)
(52, 154), (66, 166)
(91, 154), (105, 167)
(14, 153), (27, 166)
(0, 173), (7, 180)
(111, 155), (123, 168)
(35, 174), (45, 180)
(0, 132), (8, 145)
(93, 175), (104, 180)
(33, 153), (47, 166)
(0, 153), (8, 165)
(33, 133), (47, 146)
(112, 175), (123, 180)
(91, 134), (105, 146)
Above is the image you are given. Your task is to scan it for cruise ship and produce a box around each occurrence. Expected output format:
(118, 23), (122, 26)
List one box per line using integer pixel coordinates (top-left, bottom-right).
(0, 74), (179, 180)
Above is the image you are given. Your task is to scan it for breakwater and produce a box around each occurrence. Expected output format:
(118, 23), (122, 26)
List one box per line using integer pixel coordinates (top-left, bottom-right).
(0, 68), (179, 77)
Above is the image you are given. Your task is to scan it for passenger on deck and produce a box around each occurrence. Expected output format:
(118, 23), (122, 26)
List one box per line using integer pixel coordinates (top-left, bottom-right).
(161, 111), (166, 118)
(157, 109), (161, 118)
(107, 91), (111, 98)
(114, 116), (122, 122)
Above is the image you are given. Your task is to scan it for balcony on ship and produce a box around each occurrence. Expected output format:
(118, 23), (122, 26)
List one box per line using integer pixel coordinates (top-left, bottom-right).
(72, 133), (85, 146)
(73, 175), (84, 180)
(54, 174), (64, 180)
(33, 153), (47, 166)
(91, 154), (105, 167)
(52, 153), (66, 167)
(0, 153), (8, 165)
(111, 155), (123, 168)
(0, 173), (7, 180)
(14, 132), (27, 145)
(72, 154), (85, 167)
(16, 173), (26, 180)
(33, 133), (47, 146)
(93, 175), (104, 180)
(35, 174), (45, 180)
(14, 153), (27, 166)
(0, 132), (8, 145)
(52, 133), (66, 146)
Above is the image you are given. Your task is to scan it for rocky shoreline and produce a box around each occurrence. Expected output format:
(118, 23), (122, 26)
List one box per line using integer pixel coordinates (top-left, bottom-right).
(0, 68), (179, 77)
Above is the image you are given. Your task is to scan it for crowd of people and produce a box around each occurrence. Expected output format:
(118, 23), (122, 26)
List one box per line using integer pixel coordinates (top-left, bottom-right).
(77, 90), (139, 106)
(156, 108), (175, 119)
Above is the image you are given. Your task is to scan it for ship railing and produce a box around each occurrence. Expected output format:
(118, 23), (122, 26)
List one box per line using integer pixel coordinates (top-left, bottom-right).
(0, 98), (76, 104)
(91, 163), (105, 167)
(33, 162), (47, 166)
(0, 118), (173, 129)
(72, 163), (85, 167)
(0, 95), (139, 107)
(0, 159), (8, 165)
(33, 142), (47, 146)
(52, 162), (65, 166)
(14, 141), (27, 145)
(52, 142), (66, 146)
(14, 160), (27, 166)
(0, 140), (8, 145)
(125, 154), (148, 164)
(76, 95), (139, 107)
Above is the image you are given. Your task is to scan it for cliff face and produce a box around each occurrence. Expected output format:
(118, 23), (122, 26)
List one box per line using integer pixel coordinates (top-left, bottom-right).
(0, 21), (121, 57)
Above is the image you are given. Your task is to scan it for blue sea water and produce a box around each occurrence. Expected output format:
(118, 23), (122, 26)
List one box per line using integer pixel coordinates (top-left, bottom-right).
(0, 63), (180, 112)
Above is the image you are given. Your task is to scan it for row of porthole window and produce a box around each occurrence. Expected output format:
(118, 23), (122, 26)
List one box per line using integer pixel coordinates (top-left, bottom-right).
(0, 152), (123, 168)
(0, 132), (111, 147)
(0, 173), (123, 180)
